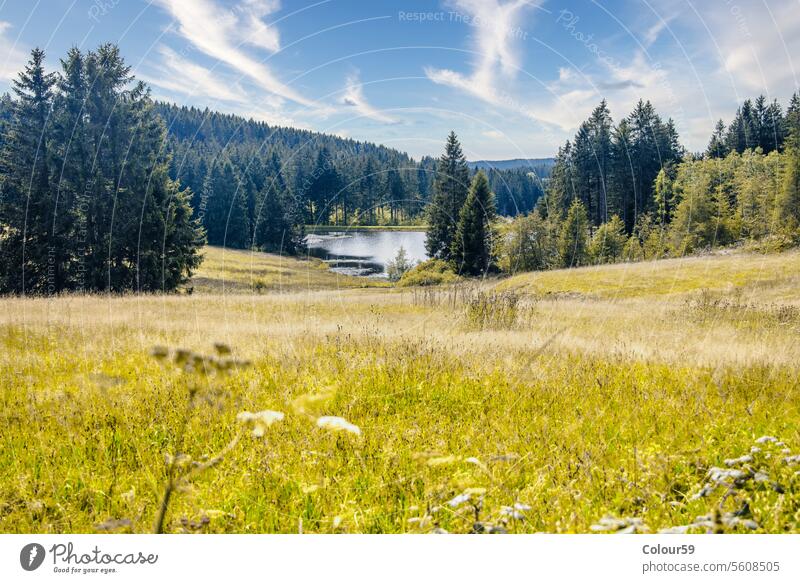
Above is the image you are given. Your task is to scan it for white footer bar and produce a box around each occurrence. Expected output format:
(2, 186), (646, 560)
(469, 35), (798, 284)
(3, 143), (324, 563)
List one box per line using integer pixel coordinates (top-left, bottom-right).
(1, 534), (798, 582)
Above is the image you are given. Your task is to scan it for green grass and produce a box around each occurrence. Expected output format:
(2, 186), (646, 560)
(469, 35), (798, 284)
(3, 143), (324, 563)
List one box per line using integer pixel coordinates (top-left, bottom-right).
(0, 248), (798, 534)
(190, 246), (388, 293)
(498, 249), (800, 300)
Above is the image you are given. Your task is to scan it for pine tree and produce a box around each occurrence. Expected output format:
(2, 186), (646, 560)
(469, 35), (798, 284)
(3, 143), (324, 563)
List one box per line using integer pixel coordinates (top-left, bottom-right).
(450, 171), (496, 276)
(425, 131), (470, 261)
(557, 198), (590, 268)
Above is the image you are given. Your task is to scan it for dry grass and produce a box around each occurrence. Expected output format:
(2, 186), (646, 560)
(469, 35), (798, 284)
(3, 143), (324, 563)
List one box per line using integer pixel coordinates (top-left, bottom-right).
(0, 248), (798, 533)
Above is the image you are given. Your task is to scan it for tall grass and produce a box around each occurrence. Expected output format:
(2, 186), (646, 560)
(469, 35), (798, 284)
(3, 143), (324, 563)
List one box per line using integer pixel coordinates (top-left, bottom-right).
(0, 249), (798, 533)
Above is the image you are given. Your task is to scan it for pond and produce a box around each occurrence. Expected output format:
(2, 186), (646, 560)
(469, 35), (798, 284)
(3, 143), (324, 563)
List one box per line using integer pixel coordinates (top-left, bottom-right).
(305, 230), (428, 277)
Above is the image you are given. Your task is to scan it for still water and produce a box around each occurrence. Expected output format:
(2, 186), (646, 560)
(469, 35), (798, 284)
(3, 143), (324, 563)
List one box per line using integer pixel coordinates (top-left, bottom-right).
(305, 230), (428, 277)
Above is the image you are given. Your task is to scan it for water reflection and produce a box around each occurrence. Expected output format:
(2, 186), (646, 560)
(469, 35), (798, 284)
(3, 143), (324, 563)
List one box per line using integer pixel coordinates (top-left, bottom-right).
(305, 230), (428, 277)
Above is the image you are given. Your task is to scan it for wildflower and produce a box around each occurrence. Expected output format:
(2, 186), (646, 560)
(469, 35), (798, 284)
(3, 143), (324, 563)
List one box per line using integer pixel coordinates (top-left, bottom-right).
(691, 484), (715, 500)
(785, 455), (800, 465)
(120, 487), (135, 504)
(407, 516), (431, 528)
(316, 416), (361, 436)
(237, 410), (285, 437)
(332, 515), (343, 529)
(707, 467), (747, 484)
(590, 515), (649, 533)
(514, 502), (531, 511)
(500, 506), (525, 520)
(447, 493), (471, 507)
(755, 436), (778, 444)
(754, 471), (769, 482)
(724, 455), (753, 466)
(659, 525), (690, 534)
(463, 487), (487, 496)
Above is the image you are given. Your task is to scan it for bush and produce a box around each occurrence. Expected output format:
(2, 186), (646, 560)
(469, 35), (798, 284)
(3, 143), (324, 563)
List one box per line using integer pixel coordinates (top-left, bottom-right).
(397, 259), (460, 287)
(386, 246), (414, 282)
(463, 291), (525, 330)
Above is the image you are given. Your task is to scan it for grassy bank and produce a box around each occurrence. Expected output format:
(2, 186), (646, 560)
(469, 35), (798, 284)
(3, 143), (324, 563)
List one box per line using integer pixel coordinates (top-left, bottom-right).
(0, 249), (798, 533)
(190, 246), (388, 293)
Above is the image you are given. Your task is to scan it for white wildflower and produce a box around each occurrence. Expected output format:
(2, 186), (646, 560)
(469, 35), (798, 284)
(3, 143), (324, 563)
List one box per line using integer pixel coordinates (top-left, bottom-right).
(500, 506), (525, 520)
(316, 416), (361, 436)
(755, 436), (778, 444)
(237, 409), (284, 437)
(724, 455), (753, 466)
(447, 493), (472, 507)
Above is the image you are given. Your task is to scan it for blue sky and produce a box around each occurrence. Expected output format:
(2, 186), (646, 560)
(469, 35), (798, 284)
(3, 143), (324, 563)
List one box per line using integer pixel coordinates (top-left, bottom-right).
(0, 0), (798, 159)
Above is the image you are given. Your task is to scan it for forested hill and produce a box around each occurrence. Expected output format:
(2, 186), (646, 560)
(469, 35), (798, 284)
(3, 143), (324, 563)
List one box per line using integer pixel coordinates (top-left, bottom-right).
(155, 102), (546, 231)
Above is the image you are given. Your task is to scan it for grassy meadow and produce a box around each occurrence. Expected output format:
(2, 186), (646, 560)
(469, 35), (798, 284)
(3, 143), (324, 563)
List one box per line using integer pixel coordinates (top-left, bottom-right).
(1, 247), (799, 534)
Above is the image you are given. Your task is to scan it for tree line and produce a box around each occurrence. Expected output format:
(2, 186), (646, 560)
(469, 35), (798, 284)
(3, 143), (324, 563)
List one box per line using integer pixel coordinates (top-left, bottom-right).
(500, 95), (800, 273)
(157, 103), (546, 251)
(0, 45), (547, 294)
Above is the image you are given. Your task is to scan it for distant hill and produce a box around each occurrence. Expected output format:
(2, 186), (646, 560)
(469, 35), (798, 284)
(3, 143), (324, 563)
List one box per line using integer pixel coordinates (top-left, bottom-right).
(469, 158), (555, 174)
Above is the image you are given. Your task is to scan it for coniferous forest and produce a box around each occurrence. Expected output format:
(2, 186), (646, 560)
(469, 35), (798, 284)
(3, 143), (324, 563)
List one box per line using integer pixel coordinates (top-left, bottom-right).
(1, 44), (799, 293)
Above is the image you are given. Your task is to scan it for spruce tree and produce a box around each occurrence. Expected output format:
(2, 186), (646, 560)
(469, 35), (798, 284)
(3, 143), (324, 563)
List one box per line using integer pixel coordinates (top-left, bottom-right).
(425, 131), (469, 261)
(451, 171), (496, 276)
(203, 160), (249, 248)
(557, 198), (590, 268)
(0, 48), (57, 294)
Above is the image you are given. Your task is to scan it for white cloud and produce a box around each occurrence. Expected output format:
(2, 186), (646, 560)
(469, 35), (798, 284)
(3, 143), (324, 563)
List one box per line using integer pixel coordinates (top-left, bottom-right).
(139, 45), (251, 104)
(153, 0), (315, 107)
(340, 72), (396, 124)
(712, 1), (800, 95)
(0, 22), (28, 82)
(425, 0), (540, 108)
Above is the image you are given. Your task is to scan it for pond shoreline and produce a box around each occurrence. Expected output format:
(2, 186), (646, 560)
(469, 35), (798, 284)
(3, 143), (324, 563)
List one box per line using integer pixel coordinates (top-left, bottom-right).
(305, 225), (428, 233)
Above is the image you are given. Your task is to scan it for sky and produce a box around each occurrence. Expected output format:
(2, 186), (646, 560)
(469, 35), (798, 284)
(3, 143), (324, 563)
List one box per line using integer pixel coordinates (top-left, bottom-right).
(0, 0), (798, 160)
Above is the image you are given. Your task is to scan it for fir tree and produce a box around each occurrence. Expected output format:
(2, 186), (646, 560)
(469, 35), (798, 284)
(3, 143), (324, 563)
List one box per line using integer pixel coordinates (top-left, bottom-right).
(425, 131), (470, 261)
(451, 171), (496, 276)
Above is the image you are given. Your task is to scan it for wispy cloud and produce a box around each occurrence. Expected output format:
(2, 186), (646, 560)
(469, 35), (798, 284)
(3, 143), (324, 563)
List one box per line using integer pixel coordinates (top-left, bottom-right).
(425, 0), (540, 107)
(139, 45), (250, 104)
(0, 22), (28, 82)
(712, 1), (800, 95)
(153, 0), (315, 107)
(340, 72), (396, 124)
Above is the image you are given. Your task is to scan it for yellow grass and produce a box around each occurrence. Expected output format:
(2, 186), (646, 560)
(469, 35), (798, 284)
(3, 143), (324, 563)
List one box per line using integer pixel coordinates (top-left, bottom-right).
(0, 248), (798, 533)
